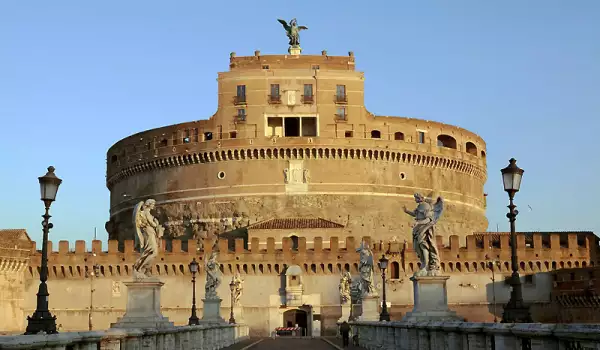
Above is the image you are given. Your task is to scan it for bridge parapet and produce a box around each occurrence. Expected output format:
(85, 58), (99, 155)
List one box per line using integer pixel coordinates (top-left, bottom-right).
(351, 321), (600, 350)
(0, 323), (249, 350)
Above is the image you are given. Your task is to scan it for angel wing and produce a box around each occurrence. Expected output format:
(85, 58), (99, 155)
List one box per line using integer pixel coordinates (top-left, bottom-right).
(132, 201), (145, 251)
(277, 19), (290, 32)
(433, 196), (444, 224)
(298, 25), (308, 31)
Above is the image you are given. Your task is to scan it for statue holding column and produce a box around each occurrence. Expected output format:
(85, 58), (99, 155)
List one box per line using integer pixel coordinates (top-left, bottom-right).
(356, 241), (376, 297)
(205, 250), (222, 299)
(339, 271), (352, 304)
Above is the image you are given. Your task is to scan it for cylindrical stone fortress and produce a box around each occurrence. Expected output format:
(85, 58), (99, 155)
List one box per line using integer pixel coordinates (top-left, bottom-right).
(105, 50), (488, 244)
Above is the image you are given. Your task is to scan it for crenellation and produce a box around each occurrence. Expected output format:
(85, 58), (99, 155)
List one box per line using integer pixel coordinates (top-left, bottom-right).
(108, 239), (119, 253)
(92, 239), (102, 253)
(314, 237), (323, 252)
(250, 237), (260, 253)
(75, 240), (86, 254)
(124, 240), (134, 254)
(330, 236), (339, 252)
(298, 237), (307, 253)
(59, 240), (69, 254)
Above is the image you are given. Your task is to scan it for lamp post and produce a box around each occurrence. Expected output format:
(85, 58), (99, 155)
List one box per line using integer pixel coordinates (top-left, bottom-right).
(25, 166), (62, 335)
(486, 255), (500, 323)
(378, 254), (390, 321)
(88, 253), (100, 331)
(500, 158), (532, 323)
(188, 258), (200, 325)
(229, 279), (236, 324)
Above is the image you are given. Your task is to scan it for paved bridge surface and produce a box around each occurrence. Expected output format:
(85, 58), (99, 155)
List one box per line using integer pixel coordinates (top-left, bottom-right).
(221, 337), (366, 350)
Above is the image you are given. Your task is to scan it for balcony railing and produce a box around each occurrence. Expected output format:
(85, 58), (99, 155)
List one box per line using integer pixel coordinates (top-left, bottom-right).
(233, 95), (246, 105)
(335, 94), (347, 104)
(235, 114), (246, 123)
(335, 114), (347, 121)
(302, 95), (314, 104)
(268, 95), (281, 104)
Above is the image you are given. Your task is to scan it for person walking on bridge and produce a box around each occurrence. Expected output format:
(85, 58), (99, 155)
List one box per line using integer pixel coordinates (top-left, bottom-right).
(339, 321), (351, 347)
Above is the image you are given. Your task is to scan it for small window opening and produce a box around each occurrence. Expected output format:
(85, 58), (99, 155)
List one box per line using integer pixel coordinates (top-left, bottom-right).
(204, 132), (213, 141)
(345, 131), (353, 138)
(284, 117), (300, 137)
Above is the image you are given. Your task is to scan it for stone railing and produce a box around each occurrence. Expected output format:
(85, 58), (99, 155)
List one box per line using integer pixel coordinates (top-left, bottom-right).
(351, 321), (600, 350)
(0, 323), (249, 350)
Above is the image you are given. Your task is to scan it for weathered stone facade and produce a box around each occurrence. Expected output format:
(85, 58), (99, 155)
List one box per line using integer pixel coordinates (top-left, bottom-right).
(104, 51), (488, 247)
(8, 230), (597, 335)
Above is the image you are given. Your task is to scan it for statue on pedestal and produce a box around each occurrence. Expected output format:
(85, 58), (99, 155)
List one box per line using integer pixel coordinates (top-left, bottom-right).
(232, 273), (244, 306)
(339, 271), (352, 304)
(132, 199), (165, 280)
(356, 241), (375, 297)
(403, 193), (445, 277)
(277, 18), (308, 50)
(205, 251), (222, 299)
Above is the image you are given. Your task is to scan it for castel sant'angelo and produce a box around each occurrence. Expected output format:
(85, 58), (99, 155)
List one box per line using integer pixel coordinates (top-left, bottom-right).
(0, 21), (597, 335)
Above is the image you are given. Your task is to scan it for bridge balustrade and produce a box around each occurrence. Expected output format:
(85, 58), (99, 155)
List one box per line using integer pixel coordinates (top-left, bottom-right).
(351, 321), (600, 350)
(0, 323), (249, 350)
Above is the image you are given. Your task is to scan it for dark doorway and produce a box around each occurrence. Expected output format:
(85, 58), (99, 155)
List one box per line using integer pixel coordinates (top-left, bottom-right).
(284, 117), (300, 137)
(283, 309), (308, 336)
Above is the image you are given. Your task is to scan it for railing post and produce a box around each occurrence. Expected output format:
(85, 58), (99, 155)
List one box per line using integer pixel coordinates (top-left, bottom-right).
(459, 323), (486, 350)
(512, 324), (558, 350)
(416, 322), (431, 350)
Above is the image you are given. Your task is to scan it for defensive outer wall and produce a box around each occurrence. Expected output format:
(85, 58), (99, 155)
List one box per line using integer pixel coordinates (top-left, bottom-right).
(2, 231), (597, 336)
(105, 50), (488, 246)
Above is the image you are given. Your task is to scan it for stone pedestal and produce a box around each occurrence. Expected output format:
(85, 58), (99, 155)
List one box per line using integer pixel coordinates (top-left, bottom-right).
(359, 295), (380, 321)
(402, 275), (463, 321)
(339, 303), (351, 322)
(288, 46), (302, 55)
(233, 305), (244, 323)
(111, 280), (174, 329)
(202, 298), (225, 323)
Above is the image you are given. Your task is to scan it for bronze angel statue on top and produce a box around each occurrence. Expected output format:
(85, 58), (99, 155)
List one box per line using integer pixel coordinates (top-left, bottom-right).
(403, 193), (444, 277)
(132, 199), (165, 279)
(277, 18), (308, 47)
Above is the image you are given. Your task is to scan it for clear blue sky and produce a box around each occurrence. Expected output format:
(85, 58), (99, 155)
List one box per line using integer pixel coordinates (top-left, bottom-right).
(1, 1), (598, 246)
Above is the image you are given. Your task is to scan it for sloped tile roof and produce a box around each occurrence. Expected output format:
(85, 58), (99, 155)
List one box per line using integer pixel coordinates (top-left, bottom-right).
(0, 229), (31, 242)
(247, 218), (344, 230)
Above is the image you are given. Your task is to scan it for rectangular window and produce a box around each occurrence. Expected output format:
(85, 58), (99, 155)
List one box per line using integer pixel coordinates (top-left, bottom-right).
(336, 85), (346, 100)
(271, 84), (280, 97)
(303, 84), (314, 103)
(267, 117), (283, 137)
(237, 108), (246, 121)
(301, 117), (317, 137)
(336, 107), (346, 120)
(418, 131), (425, 144)
(236, 85), (246, 104)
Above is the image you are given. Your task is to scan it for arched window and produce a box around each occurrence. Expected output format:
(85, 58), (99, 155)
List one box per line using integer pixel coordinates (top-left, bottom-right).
(437, 134), (457, 149)
(390, 261), (400, 279)
(290, 235), (299, 251)
(481, 150), (486, 158)
(465, 142), (477, 155)
(394, 132), (404, 141)
(371, 130), (381, 139)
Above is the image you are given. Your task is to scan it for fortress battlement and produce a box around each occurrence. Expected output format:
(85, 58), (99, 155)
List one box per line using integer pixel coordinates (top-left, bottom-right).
(25, 232), (598, 280)
(227, 51), (356, 71)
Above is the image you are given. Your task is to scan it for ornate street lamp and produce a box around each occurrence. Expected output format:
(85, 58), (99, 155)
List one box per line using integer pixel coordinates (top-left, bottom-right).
(188, 258), (200, 325)
(500, 158), (532, 323)
(378, 254), (390, 321)
(88, 253), (100, 331)
(25, 166), (62, 335)
(229, 279), (236, 324)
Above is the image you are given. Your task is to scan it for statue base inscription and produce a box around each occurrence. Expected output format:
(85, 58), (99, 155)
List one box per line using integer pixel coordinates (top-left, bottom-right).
(358, 295), (380, 322)
(402, 275), (463, 322)
(202, 298), (225, 323)
(110, 280), (174, 329)
(339, 304), (351, 322)
(289, 46), (302, 55)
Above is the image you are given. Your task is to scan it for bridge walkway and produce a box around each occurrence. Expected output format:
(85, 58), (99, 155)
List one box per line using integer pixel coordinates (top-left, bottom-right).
(220, 336), (367, 350)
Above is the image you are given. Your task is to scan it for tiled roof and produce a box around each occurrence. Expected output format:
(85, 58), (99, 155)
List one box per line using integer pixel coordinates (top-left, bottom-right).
(0, 229), (31, 242)
(247, 218), (344, 230)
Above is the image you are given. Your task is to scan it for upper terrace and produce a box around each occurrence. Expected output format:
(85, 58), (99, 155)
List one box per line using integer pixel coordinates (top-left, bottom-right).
(228, 50), (356, 71)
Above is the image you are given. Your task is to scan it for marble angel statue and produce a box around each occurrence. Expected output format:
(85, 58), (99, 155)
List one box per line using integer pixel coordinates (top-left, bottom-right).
(356, 241), (376, 297)
(205, 250), (222, 299)
(132, 199), (165, 279)
(403, 193), (444, 277)
(339, 271), (352, 304)
(232, 274), (244, 306)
